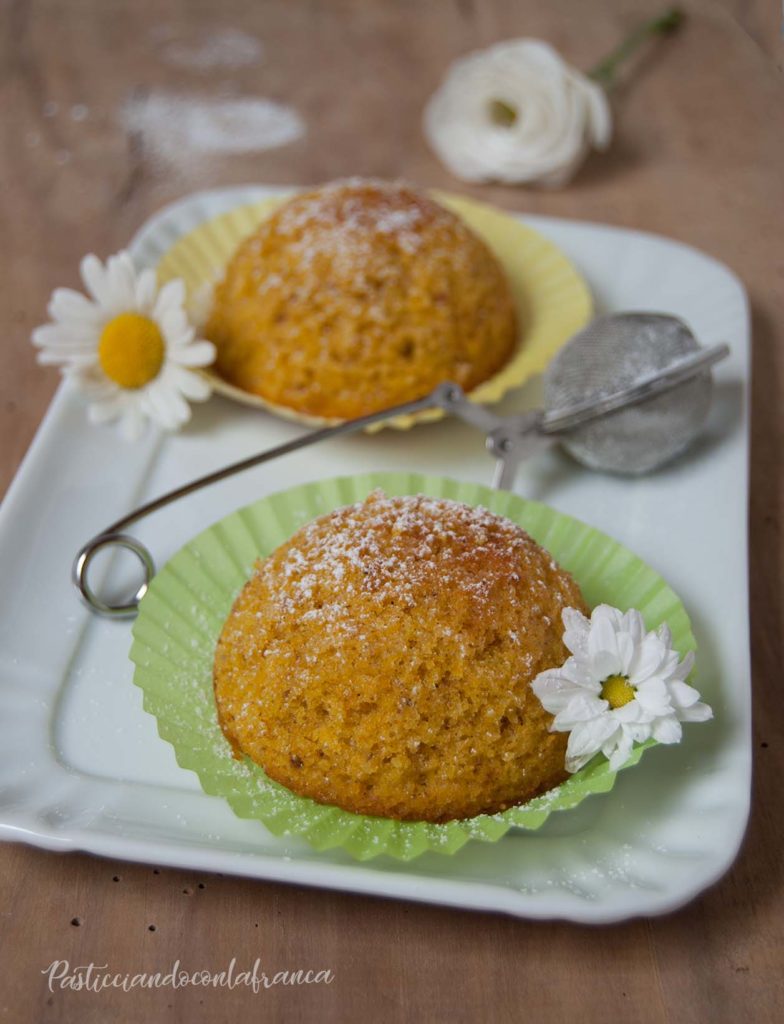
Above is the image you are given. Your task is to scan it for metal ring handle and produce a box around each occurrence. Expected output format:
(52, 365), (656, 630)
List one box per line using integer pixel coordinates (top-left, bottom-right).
(72, 534), (155, 619)
(69, 385), (457, 619)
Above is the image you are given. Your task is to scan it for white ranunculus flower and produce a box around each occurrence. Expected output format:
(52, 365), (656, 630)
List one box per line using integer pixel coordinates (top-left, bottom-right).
(32, 252), (216, 440)
(423, 39), (612, 187)
(532, 605), (713, 773)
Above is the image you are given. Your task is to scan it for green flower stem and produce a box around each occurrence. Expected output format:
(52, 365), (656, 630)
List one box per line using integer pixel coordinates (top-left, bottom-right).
(589, 7), (684, 89)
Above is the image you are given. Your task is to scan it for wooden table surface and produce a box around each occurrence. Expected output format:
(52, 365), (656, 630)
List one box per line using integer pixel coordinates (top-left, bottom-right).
(1, 1), (782, 1021)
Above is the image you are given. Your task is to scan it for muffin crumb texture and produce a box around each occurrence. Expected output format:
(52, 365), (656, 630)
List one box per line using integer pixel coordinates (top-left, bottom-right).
(206, 179), (517, 419)
(214, 491), (586, 822)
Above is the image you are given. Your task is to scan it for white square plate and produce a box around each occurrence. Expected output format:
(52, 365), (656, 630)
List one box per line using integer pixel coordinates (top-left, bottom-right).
(0, 187), (750, 922)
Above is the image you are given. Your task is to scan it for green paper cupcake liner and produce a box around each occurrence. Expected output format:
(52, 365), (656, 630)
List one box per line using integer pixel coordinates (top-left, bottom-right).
(130, 473), (695, 861)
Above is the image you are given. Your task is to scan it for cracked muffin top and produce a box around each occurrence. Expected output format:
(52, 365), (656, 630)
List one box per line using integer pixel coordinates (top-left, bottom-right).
(205, 179), (517, 420)
(213, 491), (586, 822)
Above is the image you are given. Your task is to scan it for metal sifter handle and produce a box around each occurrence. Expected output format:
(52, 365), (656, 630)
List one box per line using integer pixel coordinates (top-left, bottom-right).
(541, 343), (730, 433)
(72, 331), (731, 619)
(72, 384), (485, 619)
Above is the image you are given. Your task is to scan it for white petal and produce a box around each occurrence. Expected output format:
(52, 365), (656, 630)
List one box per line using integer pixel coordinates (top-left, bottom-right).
(165, 323), (196, 350)
(620, 608), (646, 646)
(166, 364), (212, 401)
(561, 656), (600, 686)
(582, 77), (612, 149)
(532, 659), (599, 710)
(532, 673), (584, 712)
(565, 748), (599, 774)
(668, 679), (702, 709)
(159, 306), (190, 342)
(656, 621), (673, 647)
(153, 279), (186, 321)
(531, 672), (577, 713)
(37, 349), (96, 368)
(678, 701), (713, 723)
(628, 634), (667, 684)
(139, 384), (173, 429)
(135, 268), (158, 314)
(564, 749), (597, 774)
(562, 606), (590, 657)
(613, 699), (651, 724)
(607, 728), (636, 771)
(552, 693), (608, 730)
(572, 714), (618, 751)
(591, 649), (622, 681)
(671, 650), (696, 682)
(591, 604), (624, 629)
(141, 379), (190, 430)
(106, 251), (138, 310)
(616, 631), (635, 674)
(651, 715), (682, 745)
(168, 392), (192, 426)
(32, 322), (96, 348)
(634, 678), (671, 715)
(627, 722), (653, 744)
(35, 339), (96, 360)
(562, 606), (590, 632)
(565, 716), (619, 772)
(657, 647), (681, 680)
(169, 340), (216, 367)
(80, 254), (113, 307)
(48, 287), (102, 326)
(587, 606), (623, 677)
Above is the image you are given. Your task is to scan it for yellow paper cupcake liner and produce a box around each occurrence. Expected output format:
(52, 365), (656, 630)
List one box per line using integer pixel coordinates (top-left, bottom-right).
(155, 190), (593, 430)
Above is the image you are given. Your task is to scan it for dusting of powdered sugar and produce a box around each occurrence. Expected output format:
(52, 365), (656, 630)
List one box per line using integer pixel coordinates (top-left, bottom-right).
(258, 178), (478, 303)
(228, 491), (568, 673)
(155, 27), (263, 70)
(276, 178), (431, 262)
(122, 92), (305, 164)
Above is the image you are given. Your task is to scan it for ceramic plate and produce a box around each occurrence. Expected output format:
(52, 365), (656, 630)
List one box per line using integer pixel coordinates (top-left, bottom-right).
(0, 186), (750, 921)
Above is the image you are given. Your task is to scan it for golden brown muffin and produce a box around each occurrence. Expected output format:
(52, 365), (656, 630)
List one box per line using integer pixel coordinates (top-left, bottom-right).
(213, 491), (587, 823)
(205, 179), (517, 420)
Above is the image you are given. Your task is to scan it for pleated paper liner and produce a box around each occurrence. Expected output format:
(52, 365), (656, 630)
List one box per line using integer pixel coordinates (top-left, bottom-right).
(154, 190), (593, 430)
(130, 473), (696, 862)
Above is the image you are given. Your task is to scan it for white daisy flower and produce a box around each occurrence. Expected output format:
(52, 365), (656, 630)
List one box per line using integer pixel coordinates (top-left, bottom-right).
(32, 251), (216, 440)
(532, 605), (713, 773)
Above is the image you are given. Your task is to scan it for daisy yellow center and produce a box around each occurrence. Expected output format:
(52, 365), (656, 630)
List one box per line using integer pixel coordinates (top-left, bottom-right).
(98, 313), (165, 389)
(601, 674), (635, 709)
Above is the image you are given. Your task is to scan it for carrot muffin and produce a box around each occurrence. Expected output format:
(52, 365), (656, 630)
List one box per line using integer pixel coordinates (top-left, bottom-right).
(205, 179), (517, 420)
(213, 491), (586, 823)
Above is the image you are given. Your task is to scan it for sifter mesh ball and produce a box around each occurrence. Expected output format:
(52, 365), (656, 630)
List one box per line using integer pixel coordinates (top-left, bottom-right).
(543, 313), (713, 474)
